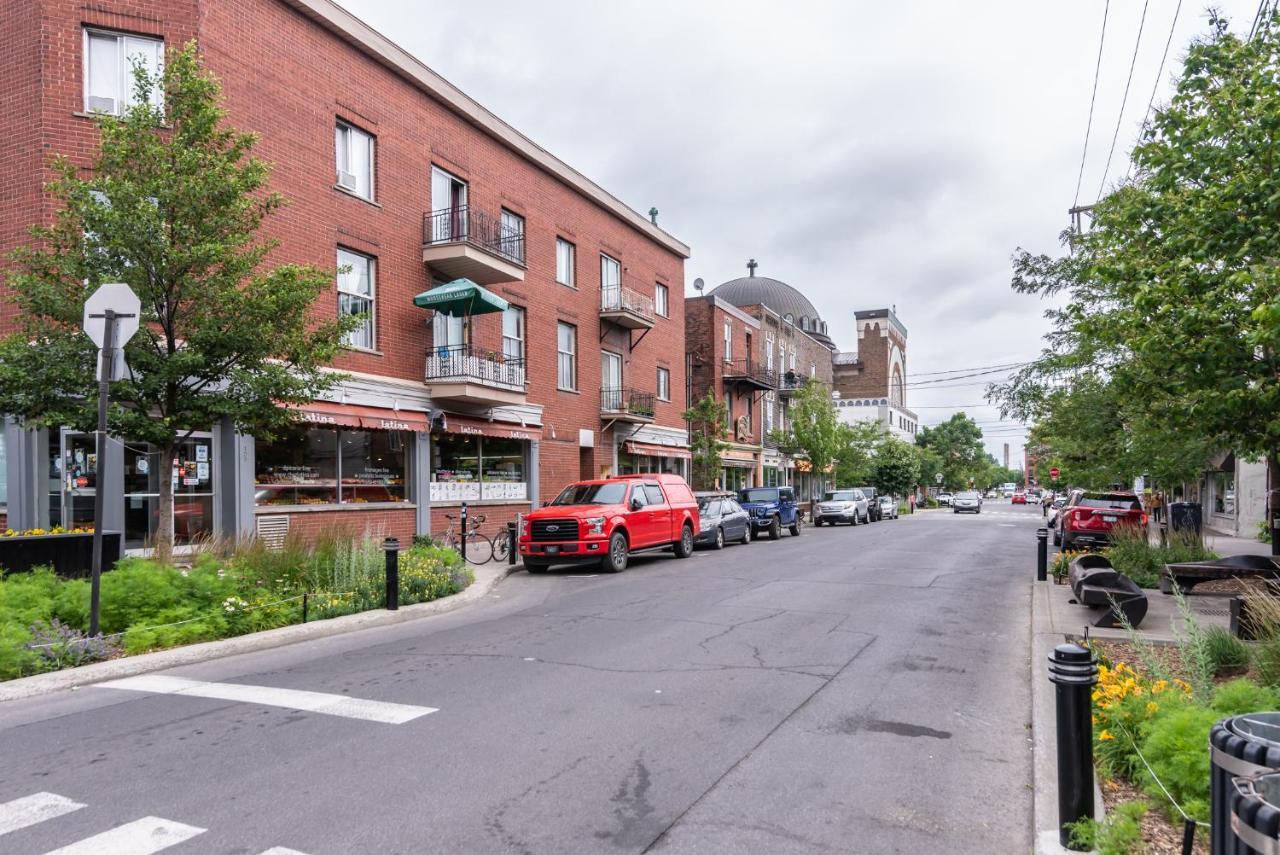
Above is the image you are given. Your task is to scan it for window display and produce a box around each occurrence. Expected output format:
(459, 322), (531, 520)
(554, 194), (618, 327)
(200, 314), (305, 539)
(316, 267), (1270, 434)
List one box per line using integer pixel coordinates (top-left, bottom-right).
(254, 427), (409, 507)
(430, 434), (527, 502)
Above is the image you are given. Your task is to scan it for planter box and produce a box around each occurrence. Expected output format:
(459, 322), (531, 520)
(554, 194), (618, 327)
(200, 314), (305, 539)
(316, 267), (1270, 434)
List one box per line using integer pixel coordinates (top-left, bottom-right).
(0, 532), (122, 579)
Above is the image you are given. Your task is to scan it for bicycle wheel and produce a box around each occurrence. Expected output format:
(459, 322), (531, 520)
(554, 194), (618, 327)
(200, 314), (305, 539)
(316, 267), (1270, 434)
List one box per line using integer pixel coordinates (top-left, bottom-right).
(438, 528), (457, 554)
(492, 529), (511, 563)
(459, 531), (492, 565)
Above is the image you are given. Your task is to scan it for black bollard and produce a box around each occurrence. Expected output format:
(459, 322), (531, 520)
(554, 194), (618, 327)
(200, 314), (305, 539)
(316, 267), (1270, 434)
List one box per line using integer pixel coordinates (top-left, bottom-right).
(507, 522), (517, 566)
(460, 502), (468, 564)
(1036, 528), (1049, 582)
(1048, 643), (1099, 849)
(384, 537), (400, 610)
(302, 591), (308, 624)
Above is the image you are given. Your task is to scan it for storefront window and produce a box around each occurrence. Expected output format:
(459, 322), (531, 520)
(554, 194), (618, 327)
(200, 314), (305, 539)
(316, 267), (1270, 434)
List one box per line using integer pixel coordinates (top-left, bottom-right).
(0, 431), (6, 513)
(430, 434), (529, 502)
(482, 437), (524, 483)
(255, 427), (409, 507)
(432, 433), (480, 483)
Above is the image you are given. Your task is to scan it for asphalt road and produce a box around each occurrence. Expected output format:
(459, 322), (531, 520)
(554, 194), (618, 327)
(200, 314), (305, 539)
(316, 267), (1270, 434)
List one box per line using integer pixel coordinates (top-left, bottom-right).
(0, 502), (1043, 854)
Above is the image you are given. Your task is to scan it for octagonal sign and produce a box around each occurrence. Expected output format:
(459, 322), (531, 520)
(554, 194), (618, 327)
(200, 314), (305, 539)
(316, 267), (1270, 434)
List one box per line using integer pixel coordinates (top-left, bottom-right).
(83, 283), (141, 349)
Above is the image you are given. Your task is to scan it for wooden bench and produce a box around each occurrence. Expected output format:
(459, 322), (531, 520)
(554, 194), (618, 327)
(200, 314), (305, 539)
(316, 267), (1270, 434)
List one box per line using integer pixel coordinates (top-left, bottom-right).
(1161, 555), (1280, 595)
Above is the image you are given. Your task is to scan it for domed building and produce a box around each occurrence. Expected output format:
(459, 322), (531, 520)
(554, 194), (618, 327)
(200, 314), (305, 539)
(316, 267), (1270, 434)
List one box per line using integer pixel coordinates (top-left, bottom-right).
(684, 260), (837, 499)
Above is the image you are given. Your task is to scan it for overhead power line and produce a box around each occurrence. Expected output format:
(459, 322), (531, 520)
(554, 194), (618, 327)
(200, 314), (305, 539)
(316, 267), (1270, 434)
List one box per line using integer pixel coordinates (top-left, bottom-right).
(1098, 0), (1151, 199)
(1127, 0), (1182, 181)
(909, 360), (1032, 377)
(906, 364), (1028, 386)
(1074, 0), (1111, 208)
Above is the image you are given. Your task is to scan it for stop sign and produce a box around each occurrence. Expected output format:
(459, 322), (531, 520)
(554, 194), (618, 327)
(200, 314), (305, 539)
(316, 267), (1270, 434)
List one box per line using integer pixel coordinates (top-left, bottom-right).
(1050, 467), (1061, 479)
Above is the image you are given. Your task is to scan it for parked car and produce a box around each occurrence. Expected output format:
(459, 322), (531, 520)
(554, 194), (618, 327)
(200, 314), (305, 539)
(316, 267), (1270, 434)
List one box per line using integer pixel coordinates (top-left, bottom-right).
(1046, 496), (1068, 527)
(984, 489), (999, 499)
(694, 492), (751, 549)
(937, 492), (954, 507)
(519, 473), (699, 573)
(852, 486), (882, 521)
(1053, 490), (1147, 549)
(877, 495), (899, 520)
(738, 486), (802, 539)
(1011, 491), (1028, 505)
(814, 488), (869, 526)
(952, 490), (982, 514)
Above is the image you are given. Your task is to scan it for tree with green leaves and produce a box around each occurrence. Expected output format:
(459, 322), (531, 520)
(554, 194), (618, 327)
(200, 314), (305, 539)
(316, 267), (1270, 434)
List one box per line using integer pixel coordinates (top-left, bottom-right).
(832, 419), (884, 487)
(683, 390), (729, 490)
(993, 11), (1280, 551)
(915, 413), (987, 490)
(872, 435), (920, 500)
(771, 379), (843, 494)
(0, 44), (351, 559)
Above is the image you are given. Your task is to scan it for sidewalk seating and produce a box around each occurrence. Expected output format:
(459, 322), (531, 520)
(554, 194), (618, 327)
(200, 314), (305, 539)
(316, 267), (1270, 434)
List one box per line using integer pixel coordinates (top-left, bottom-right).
(1068, 554), (1149, 628)
(1160, 555), (1280, 595)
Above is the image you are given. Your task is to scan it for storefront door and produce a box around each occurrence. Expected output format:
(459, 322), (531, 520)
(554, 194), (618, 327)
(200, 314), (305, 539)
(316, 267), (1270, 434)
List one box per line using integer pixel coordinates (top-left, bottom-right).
(59, 430), (97, 530)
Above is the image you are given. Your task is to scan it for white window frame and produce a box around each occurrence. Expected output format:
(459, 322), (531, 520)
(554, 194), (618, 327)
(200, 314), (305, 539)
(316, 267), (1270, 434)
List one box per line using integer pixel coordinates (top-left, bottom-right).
(557, 322), (577, 391)
(657, 367), (670, 401)
(500, 209), (525, 264)
(335, 120), (375, 201)
(337, 247), (376, 350)
(655, 283), (669, 317)
(723, 320), (733, 363)
(789, 347), (797, 371)
(503, 306), (526, 363)
(84, 28), (164, 116)
(556, 238), (576, 287)
(765, 332), (775, 371)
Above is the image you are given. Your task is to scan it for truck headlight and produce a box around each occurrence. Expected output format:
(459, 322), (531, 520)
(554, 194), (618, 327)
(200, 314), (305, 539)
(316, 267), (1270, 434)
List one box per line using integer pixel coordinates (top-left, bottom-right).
(585, 516), (605, 535)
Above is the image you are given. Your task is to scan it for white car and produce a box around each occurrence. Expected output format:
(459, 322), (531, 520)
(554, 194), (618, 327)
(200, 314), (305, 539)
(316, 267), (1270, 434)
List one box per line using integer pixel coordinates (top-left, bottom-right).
(952, 491), (982, 514)
(877, 495), (899, 520)
(814, 489), (870, 526)
(937, 492), (954, 507)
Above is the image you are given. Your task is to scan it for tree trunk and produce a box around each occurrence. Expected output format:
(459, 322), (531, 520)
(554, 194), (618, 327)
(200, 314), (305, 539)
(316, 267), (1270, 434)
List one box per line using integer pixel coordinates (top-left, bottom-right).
(1270, 454), (1280, 558)
(155, 442), (176, 564)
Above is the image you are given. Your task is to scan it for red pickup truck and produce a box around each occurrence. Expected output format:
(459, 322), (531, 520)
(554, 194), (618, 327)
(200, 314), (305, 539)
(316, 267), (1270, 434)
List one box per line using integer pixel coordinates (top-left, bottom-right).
(520, 473), (700, 573)
(1053, 490), (1148, 549)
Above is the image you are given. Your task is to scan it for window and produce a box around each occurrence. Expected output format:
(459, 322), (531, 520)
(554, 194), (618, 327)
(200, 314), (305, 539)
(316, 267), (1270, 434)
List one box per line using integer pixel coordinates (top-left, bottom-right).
(765, 332), (775, 371)
(556, 238), (576, 287)
(789, 347), (796, 371)
(334, 121), (375, 200)
(557, 322), (577, 390)
(503, 306), (526, 363)
(429, 166), (468, 242)
(643, 484), (666, 505)
(810, 362), (816, 379)
(657, 367), (670, 401)
(600, 254), (621, 304)
(500, 209), (525, 264)
(723, 320), (733, 362)
(84, 29), (163, 115)
(0, 432), (6, 512)
(655, 283), (669, 317)
(254, 427), (408, 506)
(433, 310), (466, 350)
(724, 390), (733, 426)
(337, 248), (375, 349)
(764, 392), (775, 434)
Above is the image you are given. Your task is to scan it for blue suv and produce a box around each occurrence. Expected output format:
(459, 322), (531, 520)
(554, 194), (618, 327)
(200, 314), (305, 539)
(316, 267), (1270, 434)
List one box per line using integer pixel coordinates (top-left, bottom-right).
(737, 486), (802, 540)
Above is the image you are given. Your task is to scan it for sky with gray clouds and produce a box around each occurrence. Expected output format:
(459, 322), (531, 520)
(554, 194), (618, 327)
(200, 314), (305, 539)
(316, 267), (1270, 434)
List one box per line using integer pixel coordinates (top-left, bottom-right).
(342, 0), (1258, 466)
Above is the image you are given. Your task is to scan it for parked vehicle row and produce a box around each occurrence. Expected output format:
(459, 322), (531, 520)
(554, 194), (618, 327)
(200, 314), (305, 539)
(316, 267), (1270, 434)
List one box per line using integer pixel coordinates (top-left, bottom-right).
(518, 475), (902, 573)
(1051, 489), (1147, 549)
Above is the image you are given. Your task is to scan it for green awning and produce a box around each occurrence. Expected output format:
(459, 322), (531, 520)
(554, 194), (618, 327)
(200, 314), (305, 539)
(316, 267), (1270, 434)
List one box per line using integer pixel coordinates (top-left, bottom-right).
(413, 278), (509, 315)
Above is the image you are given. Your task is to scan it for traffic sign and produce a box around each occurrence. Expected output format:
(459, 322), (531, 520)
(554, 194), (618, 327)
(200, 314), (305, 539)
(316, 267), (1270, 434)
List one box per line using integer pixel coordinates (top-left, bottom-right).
(1050, 467), (1061, 479)
(83, 283), (140, 349)
(935, 473), (943, 484)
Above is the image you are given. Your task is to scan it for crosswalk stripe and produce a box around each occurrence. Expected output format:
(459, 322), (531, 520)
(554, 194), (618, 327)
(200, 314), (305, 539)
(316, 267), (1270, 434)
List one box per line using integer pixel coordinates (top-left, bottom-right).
(0, 793), (85, 837)
(97, 675), (436, 724)
(41, 816), (205, 855)
(258, 849), (311, 855)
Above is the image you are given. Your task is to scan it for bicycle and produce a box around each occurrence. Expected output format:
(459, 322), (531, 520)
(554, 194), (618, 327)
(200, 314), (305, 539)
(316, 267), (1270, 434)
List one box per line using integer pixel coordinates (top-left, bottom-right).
(440, 513), (493, 564)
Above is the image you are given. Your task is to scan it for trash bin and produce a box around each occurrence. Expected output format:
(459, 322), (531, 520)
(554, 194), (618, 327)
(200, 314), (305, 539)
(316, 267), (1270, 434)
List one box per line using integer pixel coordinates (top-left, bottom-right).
(1169, 501), (1203, 536)
(1211, 713), (1280, 853)
(1231, 770), (1280, 854)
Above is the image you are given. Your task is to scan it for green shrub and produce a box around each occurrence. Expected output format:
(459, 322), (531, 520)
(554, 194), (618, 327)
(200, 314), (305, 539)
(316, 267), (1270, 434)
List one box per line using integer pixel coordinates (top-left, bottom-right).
(1212, 679), (1280, 715)
(1261, 520), (1273, 545)
(1201, 626), (1250, 677)
(1067, 799), (1147, 855)
(1105, 526), (1217, 589)
(1138, 706), (1222, 823)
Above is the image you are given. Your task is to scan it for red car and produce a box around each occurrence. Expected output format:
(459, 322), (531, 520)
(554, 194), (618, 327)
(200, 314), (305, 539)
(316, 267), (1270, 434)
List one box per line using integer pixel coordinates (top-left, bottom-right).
(1011, 491), (1028, 505)
(1053, 490), (1148, 549)
(520, 473), (699, 574)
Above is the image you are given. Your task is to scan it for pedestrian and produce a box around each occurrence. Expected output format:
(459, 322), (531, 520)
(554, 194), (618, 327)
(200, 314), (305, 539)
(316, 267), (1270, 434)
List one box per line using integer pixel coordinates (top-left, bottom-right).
(1151, 491), (1163, 524)
(908, 492), (916, 515)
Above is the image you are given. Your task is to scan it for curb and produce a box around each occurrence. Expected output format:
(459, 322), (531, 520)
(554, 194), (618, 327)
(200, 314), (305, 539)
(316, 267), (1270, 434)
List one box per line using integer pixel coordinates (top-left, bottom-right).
(0, 561), (525, 703)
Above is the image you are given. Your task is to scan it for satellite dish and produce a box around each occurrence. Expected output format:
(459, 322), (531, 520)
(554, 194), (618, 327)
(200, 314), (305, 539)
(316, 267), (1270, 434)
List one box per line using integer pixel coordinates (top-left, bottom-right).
(693, 278), (705, 292)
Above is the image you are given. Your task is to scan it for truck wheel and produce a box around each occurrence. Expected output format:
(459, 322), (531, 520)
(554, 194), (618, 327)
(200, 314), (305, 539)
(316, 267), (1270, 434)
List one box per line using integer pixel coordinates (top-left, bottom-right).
(602, 532), (628, 573)
(674, 524), (694, 559)
(712, 527), (725, 550)
(769, 517), (781, 540)
(524, 560), (548, 574)
(790, 517), (802, 537)
(814, 517), (823, 527)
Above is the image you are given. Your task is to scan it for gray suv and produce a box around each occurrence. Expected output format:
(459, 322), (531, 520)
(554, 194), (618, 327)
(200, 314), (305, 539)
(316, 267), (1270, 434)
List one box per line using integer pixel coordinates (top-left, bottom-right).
(814, 489), (870, 526)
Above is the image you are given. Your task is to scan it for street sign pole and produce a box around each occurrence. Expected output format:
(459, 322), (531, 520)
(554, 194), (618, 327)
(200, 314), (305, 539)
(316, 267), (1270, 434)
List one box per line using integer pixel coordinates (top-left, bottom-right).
(88, 310), (117, 637)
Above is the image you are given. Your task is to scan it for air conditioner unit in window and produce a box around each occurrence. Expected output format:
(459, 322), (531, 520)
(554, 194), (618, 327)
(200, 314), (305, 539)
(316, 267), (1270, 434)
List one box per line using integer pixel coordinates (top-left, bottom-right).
(87, 95), (117, 114)
(337, 170), (357, 190)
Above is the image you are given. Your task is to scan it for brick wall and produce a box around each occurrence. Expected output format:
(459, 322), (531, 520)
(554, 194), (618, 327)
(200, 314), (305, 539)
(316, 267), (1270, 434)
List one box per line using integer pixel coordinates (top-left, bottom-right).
(269, 506), (416, 545)
(834, 322), (890, 400)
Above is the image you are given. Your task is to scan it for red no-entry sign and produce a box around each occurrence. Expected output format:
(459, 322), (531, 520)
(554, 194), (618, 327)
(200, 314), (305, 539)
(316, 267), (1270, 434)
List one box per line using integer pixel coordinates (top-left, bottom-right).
(1050, 467), (1060, 479)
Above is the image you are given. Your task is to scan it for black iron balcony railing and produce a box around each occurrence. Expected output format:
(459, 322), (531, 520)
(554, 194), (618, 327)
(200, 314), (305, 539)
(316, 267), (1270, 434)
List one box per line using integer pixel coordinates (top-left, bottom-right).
(422, 205), (525, 266)
(777, 371), (806, 395)
(600, 284), (655, 321)
(426, 344), (526, 389)
(723, 358), (777, 388)
(600, 387), (655, 419)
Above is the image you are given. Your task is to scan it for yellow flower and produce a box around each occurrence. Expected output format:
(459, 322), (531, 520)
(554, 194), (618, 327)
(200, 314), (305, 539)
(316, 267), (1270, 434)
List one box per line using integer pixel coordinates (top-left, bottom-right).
(1099, 729), (1115, 741)
(1152, 680), (1168, 694)
(1146, 702), (1159, 715)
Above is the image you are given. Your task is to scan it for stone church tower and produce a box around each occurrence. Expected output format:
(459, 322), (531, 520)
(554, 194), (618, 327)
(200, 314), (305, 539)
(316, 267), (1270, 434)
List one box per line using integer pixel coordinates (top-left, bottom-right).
(831, 308), (908, 407)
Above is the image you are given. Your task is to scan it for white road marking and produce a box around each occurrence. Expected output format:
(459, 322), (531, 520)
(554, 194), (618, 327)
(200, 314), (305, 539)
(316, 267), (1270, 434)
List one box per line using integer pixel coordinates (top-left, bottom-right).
(42, 816), (205, 854)
(96, 676), (436, 725)
(258, 849), (311, 855)
(0, 793), (85, 837)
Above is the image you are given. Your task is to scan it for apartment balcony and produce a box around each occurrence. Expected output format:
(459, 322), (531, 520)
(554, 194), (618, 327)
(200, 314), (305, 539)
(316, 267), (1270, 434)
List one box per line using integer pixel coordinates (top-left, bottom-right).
(722, 358), (777, 391)
(421, 206), (526, 286)
(600, 388), (655, 424)
(425, 344), (527, 407)
(777, 371), (806, 398)
(599, 284), (655, 330)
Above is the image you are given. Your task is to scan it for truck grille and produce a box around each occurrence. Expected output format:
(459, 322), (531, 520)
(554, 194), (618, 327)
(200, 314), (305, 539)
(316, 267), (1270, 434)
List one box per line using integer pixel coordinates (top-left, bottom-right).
(531, 519), (578, 542)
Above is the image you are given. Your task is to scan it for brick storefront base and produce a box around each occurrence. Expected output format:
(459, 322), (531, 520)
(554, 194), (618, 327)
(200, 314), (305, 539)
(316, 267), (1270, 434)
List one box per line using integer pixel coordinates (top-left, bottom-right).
(428, 503), (529, 541)
(260, 507), (417, 545)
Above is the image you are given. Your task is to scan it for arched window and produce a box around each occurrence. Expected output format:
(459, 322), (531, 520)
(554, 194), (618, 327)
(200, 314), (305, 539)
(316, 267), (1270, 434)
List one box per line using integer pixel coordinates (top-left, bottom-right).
(854, 400), (863, 407)
(783, 313), (794, 325)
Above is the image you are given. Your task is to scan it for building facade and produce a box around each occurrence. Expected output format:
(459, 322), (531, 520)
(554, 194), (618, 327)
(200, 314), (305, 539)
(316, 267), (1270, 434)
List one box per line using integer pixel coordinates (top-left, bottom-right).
(832, 308), (918, 441)
(0, 0), (690, 548)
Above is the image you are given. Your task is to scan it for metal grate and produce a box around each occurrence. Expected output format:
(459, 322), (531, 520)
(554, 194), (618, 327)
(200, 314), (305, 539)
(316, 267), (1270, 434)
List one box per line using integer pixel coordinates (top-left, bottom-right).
(256, 515), (290, 550)
(531, 519), (578, 542)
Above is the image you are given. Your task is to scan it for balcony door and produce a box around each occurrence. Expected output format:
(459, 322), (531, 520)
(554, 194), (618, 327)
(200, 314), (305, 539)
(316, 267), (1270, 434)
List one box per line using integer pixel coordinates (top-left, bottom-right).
(430, 166), (467, 243)
(601, 351), (622, 410)
(432, 311), (467, 353)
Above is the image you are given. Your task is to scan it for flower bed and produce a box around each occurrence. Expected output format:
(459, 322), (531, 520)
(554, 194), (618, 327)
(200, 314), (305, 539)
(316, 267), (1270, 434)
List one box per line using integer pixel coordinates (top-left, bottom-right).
(0, 532), (471, 681)
(0, 528), (121, 578)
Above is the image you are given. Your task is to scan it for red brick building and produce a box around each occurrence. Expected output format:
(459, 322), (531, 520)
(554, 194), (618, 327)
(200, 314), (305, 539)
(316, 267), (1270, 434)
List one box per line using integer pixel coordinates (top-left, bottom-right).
(0, 0), (690, 548)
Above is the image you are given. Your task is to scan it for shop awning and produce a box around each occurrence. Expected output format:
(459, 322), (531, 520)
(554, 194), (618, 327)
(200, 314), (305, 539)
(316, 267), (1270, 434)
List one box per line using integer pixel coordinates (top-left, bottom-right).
(288, 402), (431, 432)
(413, 278), (509, 315)
(624, 441), (692, 460)
(437, 412), (541, 441)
